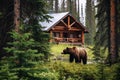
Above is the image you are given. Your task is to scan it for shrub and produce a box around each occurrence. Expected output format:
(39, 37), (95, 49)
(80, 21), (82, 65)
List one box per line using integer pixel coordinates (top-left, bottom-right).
(46, 62), (98, 80)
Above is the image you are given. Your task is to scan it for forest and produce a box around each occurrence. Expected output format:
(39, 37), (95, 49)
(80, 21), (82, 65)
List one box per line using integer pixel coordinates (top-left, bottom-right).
(0, 0), (120, 80)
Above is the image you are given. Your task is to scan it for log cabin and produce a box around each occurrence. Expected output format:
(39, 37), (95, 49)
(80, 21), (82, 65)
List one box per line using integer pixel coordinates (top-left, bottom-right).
(40, 12), (88, 44)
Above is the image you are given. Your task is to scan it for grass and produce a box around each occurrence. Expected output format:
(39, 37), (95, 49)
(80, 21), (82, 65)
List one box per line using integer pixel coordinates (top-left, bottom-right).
(42, 43), (118, 80)
(49, 43), (95, 61)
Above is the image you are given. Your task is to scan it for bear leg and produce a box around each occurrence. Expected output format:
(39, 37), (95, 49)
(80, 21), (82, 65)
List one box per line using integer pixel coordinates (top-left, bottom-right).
(69, 54), (74, 62)
(82, 57), (87, 64)
(75, 58), (79, 63)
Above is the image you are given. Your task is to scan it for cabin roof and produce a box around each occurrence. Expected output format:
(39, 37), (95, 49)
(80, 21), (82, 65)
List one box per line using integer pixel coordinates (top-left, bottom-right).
(40, 12), (88, 32)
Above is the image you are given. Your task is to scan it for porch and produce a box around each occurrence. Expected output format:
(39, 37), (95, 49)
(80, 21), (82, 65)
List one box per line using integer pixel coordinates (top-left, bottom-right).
(54, 37), (82, 43)
(49, 31), (84, 44)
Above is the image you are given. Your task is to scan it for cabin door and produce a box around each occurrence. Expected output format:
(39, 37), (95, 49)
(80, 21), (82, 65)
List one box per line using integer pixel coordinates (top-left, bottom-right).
(63, 32), (68, 38)
(63, 32), (68, 41)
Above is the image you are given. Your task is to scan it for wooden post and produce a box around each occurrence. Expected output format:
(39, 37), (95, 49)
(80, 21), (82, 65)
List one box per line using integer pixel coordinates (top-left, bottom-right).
(50, 31), (53, 42)
(60, 32), (63, 38)
(81, 31), (84, 44)
(110, 0), (117, 64)
(14, 0), (20, 32)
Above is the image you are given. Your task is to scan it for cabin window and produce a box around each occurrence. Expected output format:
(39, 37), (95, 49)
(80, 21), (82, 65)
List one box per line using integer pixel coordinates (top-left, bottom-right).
(78, 34), (81, 38)
(53, 32), (60, 38)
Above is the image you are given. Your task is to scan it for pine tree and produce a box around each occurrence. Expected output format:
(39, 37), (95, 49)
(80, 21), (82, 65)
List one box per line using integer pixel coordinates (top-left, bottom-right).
(55, 0), (59, 13)
(116, 0), (120, 59)
(0, 0), (14, 58)
(85, 0), (96, 45)
(93, 0), (110, 61)
(0, 0), (51, 79)
(71, 0), (77, 18)
(61, 0), (65, 12)
(3, 30), (45, 79)
(77, 0), (80, 22)
(0, 0), (50, 59)
(0, 58), (18, 79)
(49, 0), (54, 12)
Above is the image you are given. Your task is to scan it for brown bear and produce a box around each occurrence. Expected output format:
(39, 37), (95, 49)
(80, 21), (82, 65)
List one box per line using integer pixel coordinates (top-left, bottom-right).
(61, 47), (87, 64)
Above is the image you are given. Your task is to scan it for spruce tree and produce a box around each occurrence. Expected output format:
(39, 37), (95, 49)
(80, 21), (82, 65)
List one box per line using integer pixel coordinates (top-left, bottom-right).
(0, 0), (51, 79)
(93, 0), (110, 61)
(0, 0), (14, 58)
(3, 30), (44, 79)
(116, 0), (120, 59)
(85, 0), (96, 45)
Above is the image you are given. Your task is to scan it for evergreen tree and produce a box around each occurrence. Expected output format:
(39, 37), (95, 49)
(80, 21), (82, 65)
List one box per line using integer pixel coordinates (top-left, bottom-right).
(3, 30), (43, 79)
(0, 57), (18, 79)
(55, 0), (59, 13)
(93, 0), (110, 61)
(61, 0), (65, 12)
(77, 0), (80, 22)
(20, 0), (50, 60)
(0, 0), (14, 58)
(72, 0), (77, 18)
(0, 0), (50, 59)
(48, 0), (54, 12)
(85, 0), (96, 45)
(93, 0), (120, 64)
(116, 0), (120, 59)
(0, 0), (51, 79)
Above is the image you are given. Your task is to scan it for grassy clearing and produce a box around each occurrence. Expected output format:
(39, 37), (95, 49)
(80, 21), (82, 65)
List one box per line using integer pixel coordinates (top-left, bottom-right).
(43, 43), (119, 80)
(50, 43), (95, 61)
(39, 43), (118, 80)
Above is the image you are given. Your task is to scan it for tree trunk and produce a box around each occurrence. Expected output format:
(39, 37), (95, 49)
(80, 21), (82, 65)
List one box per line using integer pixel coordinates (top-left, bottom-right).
(55, 0), (58, 13)
(75, 0), (77, 14)
(109, 0), (117, 64)
(14, 0), (20, 32)
(61, 0), (65, 12)
(70, 0), (72, 14)
(77, 0), (80, 22)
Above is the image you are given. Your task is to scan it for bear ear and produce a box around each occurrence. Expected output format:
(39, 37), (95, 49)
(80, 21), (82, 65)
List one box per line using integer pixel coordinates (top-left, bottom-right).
(66, 47), (68, 49)
(73, 47), (76, 50)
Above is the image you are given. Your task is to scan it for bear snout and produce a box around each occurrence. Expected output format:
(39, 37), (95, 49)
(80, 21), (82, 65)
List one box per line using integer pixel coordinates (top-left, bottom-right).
(61, 50), (65, 54)
(61, 52), (64, 54)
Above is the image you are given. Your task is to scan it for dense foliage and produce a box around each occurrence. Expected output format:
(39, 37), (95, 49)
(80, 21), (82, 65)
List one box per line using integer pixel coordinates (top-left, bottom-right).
(93, 0), (120, 64)
(0, 0), (120, 79)
(0, 0), (50, 79)
(93, 0), (110, 60)
(0, 0), (50, 59)
(41, 62), (120, 80)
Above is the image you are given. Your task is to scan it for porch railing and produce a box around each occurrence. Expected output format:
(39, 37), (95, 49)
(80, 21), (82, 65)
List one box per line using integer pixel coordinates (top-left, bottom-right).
(53, 37), (82, 43)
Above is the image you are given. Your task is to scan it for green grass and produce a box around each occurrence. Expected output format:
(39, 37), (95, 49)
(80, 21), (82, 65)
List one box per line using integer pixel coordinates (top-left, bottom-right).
(50, 43), (95, 61)
(50, 43), (74, 55)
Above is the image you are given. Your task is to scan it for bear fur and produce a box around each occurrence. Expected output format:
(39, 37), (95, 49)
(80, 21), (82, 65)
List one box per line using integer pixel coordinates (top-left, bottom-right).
(61, 47), (87, 64)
